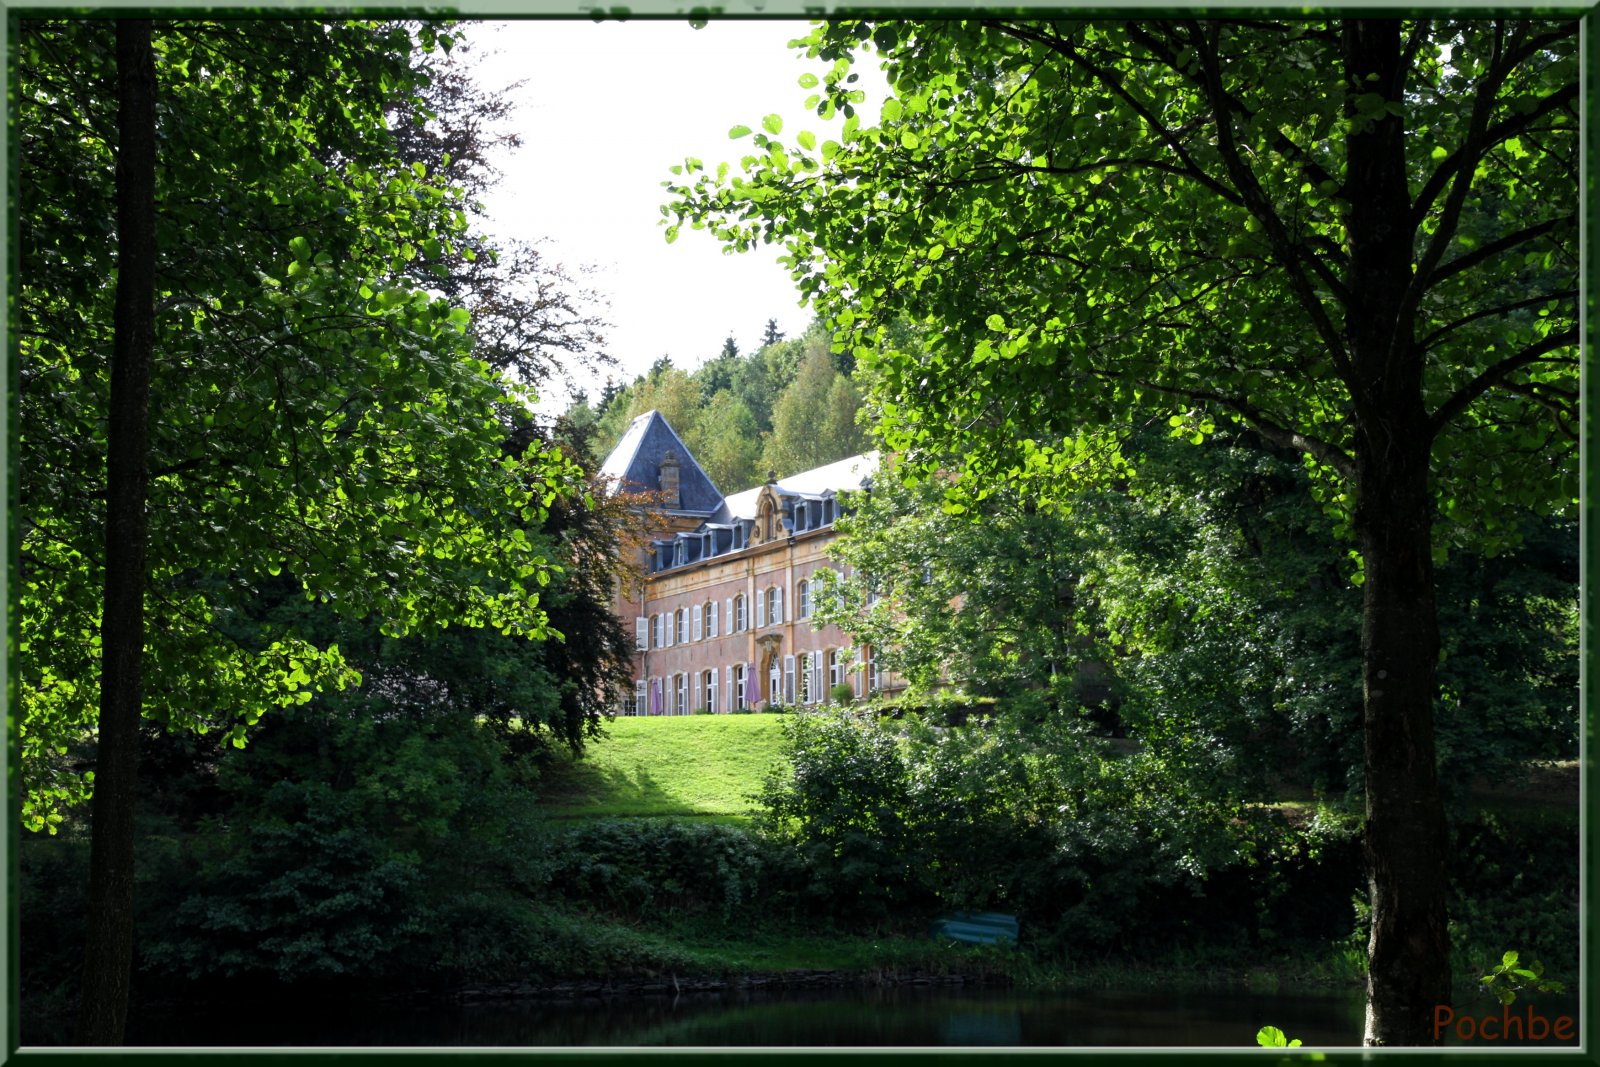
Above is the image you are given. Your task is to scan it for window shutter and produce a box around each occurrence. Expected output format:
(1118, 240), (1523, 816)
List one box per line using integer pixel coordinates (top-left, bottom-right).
(725, 597), (734, 632)
(635, 617), (648, 650)
(783, 655), (796, 704)
(774, 586), (784, 623)
(710, 668), (719, 713)
(664, 613), (673, 647)
(709, 601), (718, 638)
(755, 588), (766, 628)
(692, 604), (703, 642)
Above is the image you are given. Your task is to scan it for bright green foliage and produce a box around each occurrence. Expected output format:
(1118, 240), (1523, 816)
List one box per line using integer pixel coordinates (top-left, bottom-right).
(818, 427), (1575, 799)
(693, 390), (766, 494)
(1256, 1025), (1303, 1047)
(587, 318), (867, 489)
(1480, 951), (1565, 1006)
(812, 474), (1090, 700)
(666, 18), (1577, 541)
(762, 344), (868, 478)
(18, 21), (579, 831)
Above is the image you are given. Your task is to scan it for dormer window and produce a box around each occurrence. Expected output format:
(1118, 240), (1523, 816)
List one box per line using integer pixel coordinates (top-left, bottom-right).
(673, 540), (686, 568)
(796, 503), (808, 530)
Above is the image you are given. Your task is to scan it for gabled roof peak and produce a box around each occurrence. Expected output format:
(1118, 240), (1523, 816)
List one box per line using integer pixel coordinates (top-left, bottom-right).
(599, 410), (722, 514)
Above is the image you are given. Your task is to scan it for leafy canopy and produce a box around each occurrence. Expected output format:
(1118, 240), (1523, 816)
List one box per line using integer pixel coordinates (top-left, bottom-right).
(18, 20), (579, 831)
(665, 19), (1577, 547)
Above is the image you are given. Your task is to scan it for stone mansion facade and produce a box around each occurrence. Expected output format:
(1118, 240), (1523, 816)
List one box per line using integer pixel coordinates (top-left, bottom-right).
(601, 410), (896, 715)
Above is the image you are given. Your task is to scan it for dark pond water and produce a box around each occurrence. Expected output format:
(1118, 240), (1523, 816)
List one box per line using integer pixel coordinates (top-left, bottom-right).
(116, 985), (1384, 1048)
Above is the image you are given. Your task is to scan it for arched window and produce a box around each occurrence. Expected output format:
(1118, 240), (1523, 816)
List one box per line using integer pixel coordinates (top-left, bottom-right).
(769, 661), (782, 706)
(734, 594), (747, 632)
(706, 600), (718, 639)
(675, 673), (688, 715)
(828, 649), (844, 693)
(676, 607), (689, 644)
(767, 585), (784, 625)
(797, 652), (812, 704)
(705, 669), (718, 713)
(798, 580), (811, 620)
(651, 614), (662, 649)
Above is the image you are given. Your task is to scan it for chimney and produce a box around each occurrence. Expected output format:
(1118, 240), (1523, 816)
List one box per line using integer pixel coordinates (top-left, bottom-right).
(659, 450), (681, 509)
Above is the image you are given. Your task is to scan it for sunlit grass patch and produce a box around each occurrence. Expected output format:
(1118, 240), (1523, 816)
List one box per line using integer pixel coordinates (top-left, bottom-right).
(539, 713), (788, 820)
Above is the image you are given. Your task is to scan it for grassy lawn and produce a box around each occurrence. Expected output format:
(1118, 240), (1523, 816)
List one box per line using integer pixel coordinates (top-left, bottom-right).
(538, 713), (789, 820)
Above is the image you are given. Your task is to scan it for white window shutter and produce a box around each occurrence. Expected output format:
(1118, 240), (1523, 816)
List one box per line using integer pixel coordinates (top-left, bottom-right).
(635, 617), (648, 651)
(710, 667), (719, 713)
(664, 613), (673, 647)
(756, 589), (766, 628)
(726, 597), (734, 632)
(692, 604), (703, 642)
(783, 655), (795, 704)
(774, 586), (784, 623)
(709, 601), (718, 638)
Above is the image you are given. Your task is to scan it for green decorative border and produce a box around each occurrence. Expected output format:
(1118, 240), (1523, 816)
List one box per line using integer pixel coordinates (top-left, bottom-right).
(2, 3), (1592, 1064)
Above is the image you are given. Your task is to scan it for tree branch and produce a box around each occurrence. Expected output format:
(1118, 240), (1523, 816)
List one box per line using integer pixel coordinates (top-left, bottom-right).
(1129, 375), (1357, 479)
(1428, 326), (1579, 436)
(1189, 21), (1352, 377)
(1425, 215), (1573, 290)
(1417, 288), (1577, 351)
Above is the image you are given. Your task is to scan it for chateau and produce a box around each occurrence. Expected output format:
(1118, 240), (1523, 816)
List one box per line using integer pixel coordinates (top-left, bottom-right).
(601, 410), (897, 714)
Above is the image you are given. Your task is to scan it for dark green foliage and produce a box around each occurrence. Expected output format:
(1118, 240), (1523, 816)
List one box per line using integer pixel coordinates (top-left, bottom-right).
(133, 697), (544, 985)
(756, 713), (928, 918)
(546, 819), (801, 920)
(1447, 809), (1579, 986)
(753, 708), (1356, 954)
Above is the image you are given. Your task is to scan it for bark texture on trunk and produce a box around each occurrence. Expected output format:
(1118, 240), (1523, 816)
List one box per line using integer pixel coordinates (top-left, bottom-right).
(1341, 18), (1453, 1047)
(75, 18), (156, 1048)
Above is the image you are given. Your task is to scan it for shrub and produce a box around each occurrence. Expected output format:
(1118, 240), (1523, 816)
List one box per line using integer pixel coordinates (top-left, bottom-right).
(544, 818), (796, 920)
(756, 711), (932, 918)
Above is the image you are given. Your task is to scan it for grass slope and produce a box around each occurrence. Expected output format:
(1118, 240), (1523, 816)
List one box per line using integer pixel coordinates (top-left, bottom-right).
(539, 713), (788, 820)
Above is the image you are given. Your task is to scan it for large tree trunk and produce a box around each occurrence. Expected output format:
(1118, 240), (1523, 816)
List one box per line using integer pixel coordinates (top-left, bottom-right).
(75, 18), (157, 1047)
(1342, 18), (1453, 1046)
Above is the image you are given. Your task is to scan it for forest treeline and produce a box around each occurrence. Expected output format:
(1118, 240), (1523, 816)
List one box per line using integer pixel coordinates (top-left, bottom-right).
(565, 319), (873, 491)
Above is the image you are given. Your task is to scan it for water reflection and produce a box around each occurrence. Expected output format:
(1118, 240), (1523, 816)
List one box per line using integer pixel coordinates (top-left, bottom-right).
(121, 985), (1386, 1047)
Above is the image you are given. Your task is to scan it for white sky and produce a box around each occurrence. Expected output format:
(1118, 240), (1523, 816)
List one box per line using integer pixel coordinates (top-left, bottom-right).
(462, 19), (886, 407)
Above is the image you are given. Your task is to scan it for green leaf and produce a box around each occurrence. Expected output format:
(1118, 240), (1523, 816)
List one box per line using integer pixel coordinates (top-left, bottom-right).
(1256, 1026), (1289, 1047)
(729, 124), (752, 139)
(762, 113), (783, 135)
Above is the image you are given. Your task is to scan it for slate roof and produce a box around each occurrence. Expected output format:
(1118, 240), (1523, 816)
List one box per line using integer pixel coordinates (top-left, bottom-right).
(599, 410), (723, 515)
(719, 451), (879, 522)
